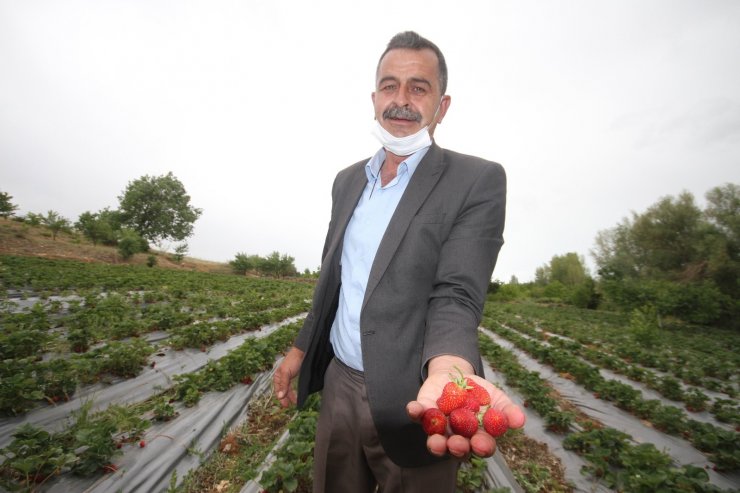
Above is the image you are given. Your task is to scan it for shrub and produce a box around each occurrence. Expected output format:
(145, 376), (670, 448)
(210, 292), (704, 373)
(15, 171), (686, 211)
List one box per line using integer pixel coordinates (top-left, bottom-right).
(117, 228), (148, 260)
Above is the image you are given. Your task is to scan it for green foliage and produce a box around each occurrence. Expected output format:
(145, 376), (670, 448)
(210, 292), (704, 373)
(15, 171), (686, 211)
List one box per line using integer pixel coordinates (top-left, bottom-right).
(600, 278), (730, 325)
(259, 396), (318, 492)
(170, 243), (188, 263)
(0, 190), (19, 218)
(146, 254), (158, 267)
(629, 305), (660, 347)
(153, 397), (178, 421)
(530, 253), (599, 309)
(230, 251), (297, 277)
(487, 281), (527, 302)
(230, 252), (260, 274)
(550, 252), (589, 286)
(117, 228), (148, 260)
(563, 428), (724, 492)
(75, 208), (121, 246)
(594, 184), (739, 326)
(41, 210), (70, 240)
(0, 424), (78, 489)
(118, 171), (202, 245)
(23, 212), (43, 226)
(455, 456), (490, 492)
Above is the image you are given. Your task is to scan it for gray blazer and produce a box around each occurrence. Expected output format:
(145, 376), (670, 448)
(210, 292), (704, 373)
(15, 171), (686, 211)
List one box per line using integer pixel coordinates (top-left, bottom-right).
(294, 143), (507, 467)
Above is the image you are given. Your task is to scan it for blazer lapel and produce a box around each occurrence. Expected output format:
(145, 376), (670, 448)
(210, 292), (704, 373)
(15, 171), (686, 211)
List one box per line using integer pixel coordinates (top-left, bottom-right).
(362, 144), (446, 310)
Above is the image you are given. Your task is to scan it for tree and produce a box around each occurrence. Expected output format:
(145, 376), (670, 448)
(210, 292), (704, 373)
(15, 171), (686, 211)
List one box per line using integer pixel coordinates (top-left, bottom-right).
(170, 243), (188, 263)
(41, 210), (70, 240)
(592, 185), (739, 325)
(76, 209), (120, 246)
(549, 252), (588, 286)
(118, 172), (202, 246)
(230, 251), (297, 277)
(0, 191), (18, 218)
(592, 191), (705, 281)
(230, 252), (261, 275)
(261, 251), (297, 278)
(705, 183), (740, 243)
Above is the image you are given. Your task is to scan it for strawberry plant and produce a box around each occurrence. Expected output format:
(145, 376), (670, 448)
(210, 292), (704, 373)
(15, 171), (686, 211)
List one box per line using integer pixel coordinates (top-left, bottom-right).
(259, 395), (319, 493)
(0, 424), (78, 489)
(152, 397), (178, 421)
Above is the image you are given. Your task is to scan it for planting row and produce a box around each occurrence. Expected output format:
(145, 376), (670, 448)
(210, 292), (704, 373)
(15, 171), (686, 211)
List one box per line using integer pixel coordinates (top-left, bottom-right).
(490, 302), (738, 397)
(487, 305), (739, 426)
(483, 314), (740, 472)
(0, 320), (304, 491)
(478, 328), (731, 492)
(0, 256), (313, 416)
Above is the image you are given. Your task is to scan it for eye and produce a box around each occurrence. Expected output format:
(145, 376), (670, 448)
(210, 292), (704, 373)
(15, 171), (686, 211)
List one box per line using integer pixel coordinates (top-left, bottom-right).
(381, 83), (396, 92)
(411, 86), (427, 95)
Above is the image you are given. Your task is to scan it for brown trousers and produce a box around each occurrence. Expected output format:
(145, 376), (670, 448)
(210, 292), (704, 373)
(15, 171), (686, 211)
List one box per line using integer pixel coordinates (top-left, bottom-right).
(313, 358), (458, 493)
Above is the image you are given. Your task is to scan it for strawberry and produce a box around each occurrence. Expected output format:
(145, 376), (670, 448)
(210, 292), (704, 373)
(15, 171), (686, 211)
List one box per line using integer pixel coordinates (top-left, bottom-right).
(436, 368), (471, 415)
(449, 408), (479, 438)
(461, 394), (480, 413)
(139, 440), (146, 448)
(421, 408), (447, 435)
(466, 379), (491, 406)
(482, 408), (509, 437)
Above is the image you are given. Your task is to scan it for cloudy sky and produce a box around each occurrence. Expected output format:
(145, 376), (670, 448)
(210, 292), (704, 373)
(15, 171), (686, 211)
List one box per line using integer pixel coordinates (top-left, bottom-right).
(1, 0), (738, 281)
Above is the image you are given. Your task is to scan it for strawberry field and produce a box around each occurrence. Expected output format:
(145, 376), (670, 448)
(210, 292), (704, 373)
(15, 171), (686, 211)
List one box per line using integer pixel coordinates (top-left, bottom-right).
(1, 254), (739, 492)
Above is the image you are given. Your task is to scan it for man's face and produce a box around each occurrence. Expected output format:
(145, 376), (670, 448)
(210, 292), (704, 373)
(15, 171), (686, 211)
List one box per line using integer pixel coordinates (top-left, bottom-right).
(372, 48), (451, 138)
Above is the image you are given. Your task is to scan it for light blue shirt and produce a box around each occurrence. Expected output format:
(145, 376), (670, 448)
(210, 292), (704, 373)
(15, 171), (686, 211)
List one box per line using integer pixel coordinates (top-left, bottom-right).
(330, 146), (429, 371)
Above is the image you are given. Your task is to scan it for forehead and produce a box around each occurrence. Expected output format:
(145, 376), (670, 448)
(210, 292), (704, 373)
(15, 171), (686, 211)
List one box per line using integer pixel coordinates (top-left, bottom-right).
(376, 48), (440, 85)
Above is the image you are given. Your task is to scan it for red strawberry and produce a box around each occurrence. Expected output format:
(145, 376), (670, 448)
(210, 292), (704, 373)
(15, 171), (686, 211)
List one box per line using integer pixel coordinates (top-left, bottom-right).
(461, 394), (480, 413)
(482, 408), (509, 437)
(436, 369), (471, 415)
(139, 440), (146, 448)
(466, 379), (491, 406)
(421, 408), (447, 435)
(449, 408), (479, 438)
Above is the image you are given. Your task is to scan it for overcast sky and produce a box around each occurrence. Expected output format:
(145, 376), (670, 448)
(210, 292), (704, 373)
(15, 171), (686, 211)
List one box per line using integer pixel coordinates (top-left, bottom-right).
(1, 0), (739, 281)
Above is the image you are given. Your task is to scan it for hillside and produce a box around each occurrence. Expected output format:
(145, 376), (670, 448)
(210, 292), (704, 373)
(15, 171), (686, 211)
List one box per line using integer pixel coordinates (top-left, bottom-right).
(0, 217), (231, 274)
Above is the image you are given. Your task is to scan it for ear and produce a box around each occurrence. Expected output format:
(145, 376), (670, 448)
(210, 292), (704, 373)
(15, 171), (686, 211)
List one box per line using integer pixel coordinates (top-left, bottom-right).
(437, 95), (451, 124)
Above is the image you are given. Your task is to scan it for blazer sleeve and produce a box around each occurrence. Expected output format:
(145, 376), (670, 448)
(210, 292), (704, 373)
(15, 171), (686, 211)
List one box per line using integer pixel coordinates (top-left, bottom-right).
(293, 174), (341, 352)
(421, 161), (507, 375)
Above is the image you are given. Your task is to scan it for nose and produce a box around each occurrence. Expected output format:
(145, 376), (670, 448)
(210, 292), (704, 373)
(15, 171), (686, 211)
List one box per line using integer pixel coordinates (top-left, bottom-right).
(392, 85), (410, 107)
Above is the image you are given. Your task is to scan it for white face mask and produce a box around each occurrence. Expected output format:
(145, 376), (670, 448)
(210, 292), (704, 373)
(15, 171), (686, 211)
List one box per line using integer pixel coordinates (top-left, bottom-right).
(371, 121), (432, 156)
(371, 99), (443, 156)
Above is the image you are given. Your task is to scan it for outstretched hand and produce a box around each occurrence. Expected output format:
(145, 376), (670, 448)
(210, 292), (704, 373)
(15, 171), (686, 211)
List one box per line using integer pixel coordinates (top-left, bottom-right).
(406, 357), (526, 459)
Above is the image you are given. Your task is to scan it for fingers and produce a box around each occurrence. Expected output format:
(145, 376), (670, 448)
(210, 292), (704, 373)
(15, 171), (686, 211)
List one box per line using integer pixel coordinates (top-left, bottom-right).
(503, 402), (526, 429)
(470, 430), (495, 457)
(427, 433), (495, 459)
(406, 400), (424, 422)
(272, 346), (305, 408)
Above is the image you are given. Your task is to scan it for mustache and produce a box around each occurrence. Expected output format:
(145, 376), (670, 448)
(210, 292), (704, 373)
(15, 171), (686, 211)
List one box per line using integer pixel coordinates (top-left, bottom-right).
(382, 105), (422, 122)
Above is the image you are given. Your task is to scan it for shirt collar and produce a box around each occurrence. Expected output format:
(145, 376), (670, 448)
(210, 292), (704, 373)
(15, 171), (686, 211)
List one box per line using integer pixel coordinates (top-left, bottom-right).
(365, 146), (430, 182)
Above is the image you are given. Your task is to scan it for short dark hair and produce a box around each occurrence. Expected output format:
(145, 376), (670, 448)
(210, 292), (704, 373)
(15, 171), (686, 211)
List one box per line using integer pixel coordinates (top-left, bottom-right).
(377, 31), (448, 95)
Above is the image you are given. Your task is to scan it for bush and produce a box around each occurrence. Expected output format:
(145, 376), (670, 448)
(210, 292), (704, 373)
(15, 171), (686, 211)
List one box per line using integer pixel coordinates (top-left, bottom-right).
(600, 278), (733, 326)
(230, 252), (259, 275)
(117, 229), (148, 260)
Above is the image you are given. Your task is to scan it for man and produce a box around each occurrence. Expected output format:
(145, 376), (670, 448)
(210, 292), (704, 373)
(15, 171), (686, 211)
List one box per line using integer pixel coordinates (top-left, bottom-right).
(274, 31), (525, 492)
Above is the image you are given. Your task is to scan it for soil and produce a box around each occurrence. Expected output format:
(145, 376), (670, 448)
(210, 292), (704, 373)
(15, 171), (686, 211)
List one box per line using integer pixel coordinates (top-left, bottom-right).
(0, 217), (231, 274)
